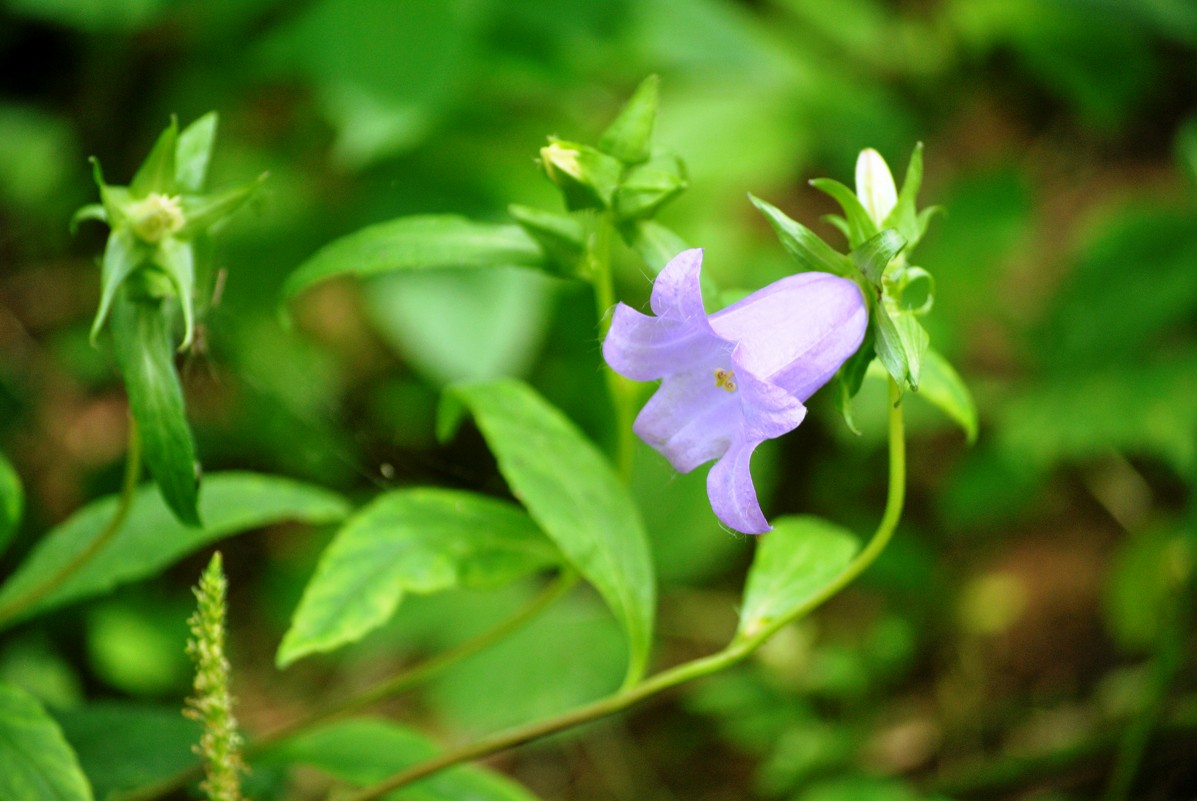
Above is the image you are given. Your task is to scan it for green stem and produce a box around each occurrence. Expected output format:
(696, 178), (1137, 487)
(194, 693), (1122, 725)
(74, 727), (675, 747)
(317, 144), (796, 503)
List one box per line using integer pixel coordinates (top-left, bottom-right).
(337, 379), (907, 801)
(590, 213), (636, 481)
(113, 573), (576, 801)
(0, 419), (142, 629)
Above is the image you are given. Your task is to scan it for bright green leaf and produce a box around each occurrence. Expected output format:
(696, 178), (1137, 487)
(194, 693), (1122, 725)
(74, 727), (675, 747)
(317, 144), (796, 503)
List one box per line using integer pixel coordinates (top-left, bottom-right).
(598, 74), (659, 165)
(810, 177), (877, 249)
(917, 349), (977, 443)
(129, 118), (178, 198)
(0, 472), (349, 627)
(55, 703), (199, 801)
(282, 215), (545, 302)
(0, 682), (94, 801)
(257, 717), (542, 801)
(444, 379), (655, 684)
(174, 112), (218, 194)
(278, 488), (560, 667)
(90, 226), (147, 343)
(737, 516), (859, 641)
(110, 294), (200, 525)
(851, 228), (905, 289)
(749, 194), (852, 277)
(0, 453), (22, 558)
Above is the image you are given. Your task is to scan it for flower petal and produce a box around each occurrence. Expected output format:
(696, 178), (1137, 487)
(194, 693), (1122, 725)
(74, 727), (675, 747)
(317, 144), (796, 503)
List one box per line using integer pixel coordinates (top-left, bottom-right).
(649, 248), (709, 322)
(732, 361), (808, 441)
(707, 436), (771, 534)
(634, 365), (740, 472)
(603, 302), (726, 382)
(711, 272), (867, 401)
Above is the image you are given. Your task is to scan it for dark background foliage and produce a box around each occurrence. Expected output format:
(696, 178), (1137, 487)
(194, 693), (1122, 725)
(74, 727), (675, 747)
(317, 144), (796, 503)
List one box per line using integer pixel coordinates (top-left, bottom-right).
(1, 1), (1195, 799)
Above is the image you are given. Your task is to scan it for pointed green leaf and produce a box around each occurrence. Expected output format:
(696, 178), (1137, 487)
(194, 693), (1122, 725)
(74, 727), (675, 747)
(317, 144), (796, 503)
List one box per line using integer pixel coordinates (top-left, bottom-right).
(506, 204), (583, 274)
(151, 237), (196, 350)
(613, 151), (688, 221)
(917, 349), (977, 443)
(883, 142), (924, 248)
(810, 177), (878, 249)
(176, 174), (266, 239)
(893, 310), (929, 389)
(129, 118), (178, 198)
(0, 473), (349, 626)
(257, 718), (542, 801)
(851, 228), (905, 289)
(282, 215), (545, 302)
(90, 226), (147, 344)
(737, 516), (859, 641)
(598, 74), (660, 165)
(749, 194), (852, 276)
(0, 683), (93, 801)
(110, 294), (199, 525)
(444, 379), (655, 685)
(0, 452), (22, 559)
(174, 112), (218, 194)
(278, 489), (560, 667)
(90, 158), (131, 227)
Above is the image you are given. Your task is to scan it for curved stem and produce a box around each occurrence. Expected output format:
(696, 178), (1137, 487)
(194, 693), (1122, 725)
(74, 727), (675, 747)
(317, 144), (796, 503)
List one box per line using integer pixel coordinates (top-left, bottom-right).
(113, 573), (576, 801)
(590, 213), (636, 482)
(337, 379), (908, 801)
(0, 419), (142, 629)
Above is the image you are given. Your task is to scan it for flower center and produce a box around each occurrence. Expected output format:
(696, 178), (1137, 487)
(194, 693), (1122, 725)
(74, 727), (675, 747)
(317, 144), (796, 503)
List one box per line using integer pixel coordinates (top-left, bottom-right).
(713, 368), (737, 392)
(129, 192), (185, 244)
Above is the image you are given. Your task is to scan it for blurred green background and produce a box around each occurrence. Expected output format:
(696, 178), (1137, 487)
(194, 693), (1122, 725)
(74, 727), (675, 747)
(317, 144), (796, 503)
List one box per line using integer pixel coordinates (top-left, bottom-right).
(1, 0), (1195, 799)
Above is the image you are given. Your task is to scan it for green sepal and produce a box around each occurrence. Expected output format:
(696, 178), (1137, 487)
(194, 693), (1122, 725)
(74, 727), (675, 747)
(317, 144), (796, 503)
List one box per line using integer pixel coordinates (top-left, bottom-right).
(89, 158), (130, 228)
(176, 173), (267, 239)
(872, 301), (929, 391)
(506, 204), (585, 275)
(918, 349), (978, 443)
(851, 228), (906, 290)
(70, 204), (106, 234)
(613, 151), (688, 221)
(110, 294), (200, 527)
(896, 265), (935, 316)
(881, 142), (927, 250)
(539, 139), (622, 211)
(174, 112), (218, 194)
(90, 227), (149, 345)
(151, 238), (196, 351)
(810, 177), (878, 249)
(598, 74), (659, 166)
(748, 193), (852, 277)
(833, 326), (875, 435)
(129, 117), (179, 198)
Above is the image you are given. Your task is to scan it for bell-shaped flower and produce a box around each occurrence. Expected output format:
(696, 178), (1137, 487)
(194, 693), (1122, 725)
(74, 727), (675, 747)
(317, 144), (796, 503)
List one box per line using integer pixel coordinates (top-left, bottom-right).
(603, 249), (867, 534)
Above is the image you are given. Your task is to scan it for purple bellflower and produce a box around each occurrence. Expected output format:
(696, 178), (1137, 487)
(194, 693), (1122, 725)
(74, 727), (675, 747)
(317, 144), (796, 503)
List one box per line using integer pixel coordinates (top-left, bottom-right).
(602, 249), (868, 534)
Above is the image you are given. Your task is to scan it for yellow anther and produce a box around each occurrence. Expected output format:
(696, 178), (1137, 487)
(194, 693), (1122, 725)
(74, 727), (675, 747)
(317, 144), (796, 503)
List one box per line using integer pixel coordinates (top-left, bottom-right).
(714, 368), (737, 392)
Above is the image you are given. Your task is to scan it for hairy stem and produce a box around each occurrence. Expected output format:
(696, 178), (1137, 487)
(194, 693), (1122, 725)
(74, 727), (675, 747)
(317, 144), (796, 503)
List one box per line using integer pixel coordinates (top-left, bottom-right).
(0, 419), (142, 629)
(337, 379), (907, 801)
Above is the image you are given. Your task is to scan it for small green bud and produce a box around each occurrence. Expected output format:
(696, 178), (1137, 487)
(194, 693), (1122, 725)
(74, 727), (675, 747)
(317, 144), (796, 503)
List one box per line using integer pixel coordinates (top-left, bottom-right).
(127, 192), (185, 244)
(855, 148), (898, 228)
(539, 139), (622, 211)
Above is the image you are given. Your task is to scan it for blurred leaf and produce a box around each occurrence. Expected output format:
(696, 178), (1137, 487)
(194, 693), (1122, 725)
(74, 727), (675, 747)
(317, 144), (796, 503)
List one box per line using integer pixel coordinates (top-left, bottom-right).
(258, 717), (542, 801)
(0, 105), (77, 215)
(915, 349), (977, 443)
(795, 775), (946, 801)
(173, 112), (218, 195)
(613, 151), (688, 221)
(282, 215), (545, 302)
(176, 174), (267, 239)
(1105, 524), (1191, 651)
(750, 194), (852, 277)
(0, 682), (93, 801)
(506, 204), (585, 274)
(5, 0), (167, 32)
(599, 74), (660, 165)
(85, 599), (190, 695)
(111, 294), (200, 526)
(278, 489), (560, 667)
(621, 219), (690, 272)
(365, 266), (554, 386)
(130, 118), (178, 198)
(55, 703), (198, 801)
(737, 516), (859, 641)
(444, 379), (655, 684)
(1000, 351), (1197, 473)
(0, 473), (349, 626)
(428, 592), (626, 733)
(91, 226), (148, 343)
(0, 452), (22, 558)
